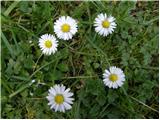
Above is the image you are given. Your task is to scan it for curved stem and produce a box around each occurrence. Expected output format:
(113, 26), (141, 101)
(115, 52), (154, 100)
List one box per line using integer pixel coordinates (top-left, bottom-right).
(130, 96), (158, 113)
(33, 53), (43, 72)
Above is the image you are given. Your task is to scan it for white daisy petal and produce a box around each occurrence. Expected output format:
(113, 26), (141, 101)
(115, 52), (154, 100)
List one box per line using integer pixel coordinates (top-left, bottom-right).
(46, 84), (74, 112)
(55, 104), (59, 112)
(64, 92), (73, 97)
(54, 16), (78, 40)
(65, 97), (74, 104)
(63, 102), (72, 110)
(105, 80), (111, 86)
(94, 13), (116, 37)
(61, 104), (65, 112)
(103, 66), (125, 89)
(50, 103), (56, 109)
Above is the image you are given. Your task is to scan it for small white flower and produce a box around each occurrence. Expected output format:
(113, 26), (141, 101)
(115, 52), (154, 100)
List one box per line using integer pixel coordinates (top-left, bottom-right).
(38, 34), (58, 55)
(54, 16), (78, 40)
(94, 13), (116, 37)
(46, 84), (74, 112)
(103, 66), (125, 89)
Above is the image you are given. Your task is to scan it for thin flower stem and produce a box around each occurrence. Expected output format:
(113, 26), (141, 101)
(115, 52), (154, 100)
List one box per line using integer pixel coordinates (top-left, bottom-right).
(30, 56), (61, 79)
(86, 34), (111, 67)
(121, 87), (135, 113)
(62, 76), (98, 79)
(9, 56), (62, 98)
(71, 50), (121, 60)
(98, 104), (110, 117)
(135, 66), (158, 70)
(130, 96), (159, 113)
(61, 75), (98, 86)
(33, 53), (43, 72)
(122, 87), (158, 113)
(9, 81), (34, 98)
(29, 97), (46, 100)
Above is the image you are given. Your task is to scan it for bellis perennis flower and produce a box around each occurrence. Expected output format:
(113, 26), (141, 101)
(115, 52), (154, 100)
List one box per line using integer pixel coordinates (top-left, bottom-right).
(38, 34), (58, 55)
(54, 16), (78, 40)
(103, 66), (125, 89)
(46, 84), (74, 112)
(94, 13), (116, 37)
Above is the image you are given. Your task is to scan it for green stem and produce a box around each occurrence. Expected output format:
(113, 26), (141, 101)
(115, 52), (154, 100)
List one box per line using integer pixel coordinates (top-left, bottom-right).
(86, 35), (111, 66)
(130, 96), (158, 113)
(29, 56), (61, 79)
(9, 81), (34, 98)
(122, 87), (158, 113)
(121, 87), (135, 112)
(62, 75), (97, 79)
(33, 53), (43, 72)
(9, 55), (61, 98)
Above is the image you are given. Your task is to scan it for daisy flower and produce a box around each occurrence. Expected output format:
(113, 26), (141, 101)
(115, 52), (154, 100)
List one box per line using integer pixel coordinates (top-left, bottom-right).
(38, 34), (58, 55)
(54, 16), (78, 40)
(103, 66), (125, 89)
(94, 13), (116, 37)
(46, 84), (74, 112)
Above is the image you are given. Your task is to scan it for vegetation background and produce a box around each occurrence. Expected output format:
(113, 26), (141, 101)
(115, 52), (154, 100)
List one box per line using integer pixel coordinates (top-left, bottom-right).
(1, 1), (159, 119)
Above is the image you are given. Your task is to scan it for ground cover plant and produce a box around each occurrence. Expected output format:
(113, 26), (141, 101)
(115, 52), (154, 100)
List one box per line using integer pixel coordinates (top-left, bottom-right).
(1, 1), (159, 119)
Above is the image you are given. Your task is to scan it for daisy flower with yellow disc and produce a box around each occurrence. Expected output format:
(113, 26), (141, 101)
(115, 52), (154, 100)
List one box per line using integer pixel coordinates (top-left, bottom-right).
(103, 66), (125, 89)
(38, 34), (58, 55)
(94, 13), (116, 37)
(46, 84), (74, 112)
(54, 16), (78, 40)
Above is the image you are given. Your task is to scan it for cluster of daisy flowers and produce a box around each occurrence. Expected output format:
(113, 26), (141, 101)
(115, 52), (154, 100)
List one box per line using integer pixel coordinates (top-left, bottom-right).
(37, 13), (125, 112)
(39, 16), (78, 55)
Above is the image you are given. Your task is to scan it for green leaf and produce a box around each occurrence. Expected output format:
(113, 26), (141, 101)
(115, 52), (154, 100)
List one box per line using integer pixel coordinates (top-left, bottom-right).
(48, 70), (63, 81)
(96, 94), (106, 106)
(107, 90), (119, 104)
(19, 1), (29, 12)
(57, 63), (69, 72)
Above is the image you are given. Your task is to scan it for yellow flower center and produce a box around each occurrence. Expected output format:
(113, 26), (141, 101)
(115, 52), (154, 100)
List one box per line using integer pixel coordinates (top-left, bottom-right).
(54, 94), (64, 104)
(109, 74), (118, 82)
(61, 24), (70, 32)
(102, 20), (110, 28)
(45, 40), (52, 48)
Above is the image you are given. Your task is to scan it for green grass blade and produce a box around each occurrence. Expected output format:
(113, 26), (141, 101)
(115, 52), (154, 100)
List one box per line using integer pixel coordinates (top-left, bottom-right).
(86, 34), (111, 66)
(1, 79), (12, 94)
(1, 32), (14, 58)
(4, 1), (20, 16)
(11, 30), (19, 49)
(9, 81), (33, 98)
(11, 76), (29, 81)
(29, 56), (62, 79)
(130, 96), (159, 113)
